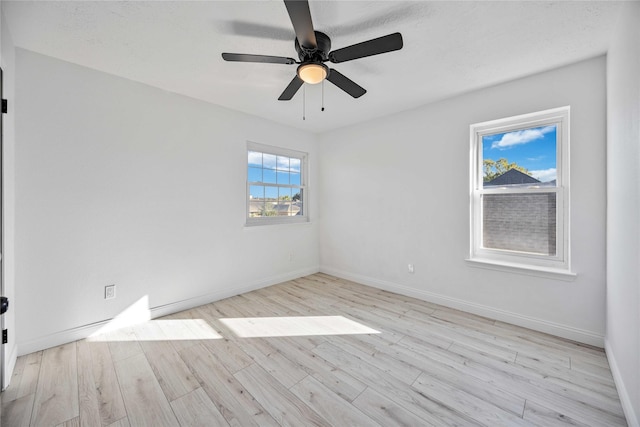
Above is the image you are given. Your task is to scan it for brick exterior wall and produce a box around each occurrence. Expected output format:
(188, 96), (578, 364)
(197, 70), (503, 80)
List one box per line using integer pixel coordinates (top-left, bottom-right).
(483, 193), (556, 255)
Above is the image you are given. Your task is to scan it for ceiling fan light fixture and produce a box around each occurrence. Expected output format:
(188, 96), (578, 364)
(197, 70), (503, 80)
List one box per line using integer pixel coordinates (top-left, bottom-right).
(297, 62), (328, 84)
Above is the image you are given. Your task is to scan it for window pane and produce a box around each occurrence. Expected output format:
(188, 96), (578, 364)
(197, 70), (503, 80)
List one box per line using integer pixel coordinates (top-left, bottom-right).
(290, 172), (301, 186)
(263, 153), (277, 170)
(290, 158), (301, 173)
(277, 171), (290, 184)
(482, 125), (557, 188)
(263, 169), (277, 184)
(248, 151), (262, 167)
(249, 185), (264, 199)
(278, 187), (292, 201)
(482, 192), (556, 256)
(265, 186), (278, 200)
(248, 167), (262, 183)
(249, 200), (264, 217)
(275, 188), (292, 216)
(277, 156), (290, 171)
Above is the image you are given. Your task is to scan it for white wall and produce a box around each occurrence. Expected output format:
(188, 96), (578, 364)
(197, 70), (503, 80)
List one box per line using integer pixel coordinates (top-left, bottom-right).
(1, 5), (18, 388)
(319, 57), (607, 346)
(14, 49), (319, 354)
(606, 2), (640, 425)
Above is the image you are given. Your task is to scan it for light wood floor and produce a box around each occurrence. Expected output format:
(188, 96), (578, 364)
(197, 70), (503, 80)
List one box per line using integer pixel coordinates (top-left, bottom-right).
(1, 273), (627, 426)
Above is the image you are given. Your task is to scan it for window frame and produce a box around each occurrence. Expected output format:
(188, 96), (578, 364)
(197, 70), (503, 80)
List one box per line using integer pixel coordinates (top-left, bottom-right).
(469, 106), (571, 273)
(246, 141), (309, 226)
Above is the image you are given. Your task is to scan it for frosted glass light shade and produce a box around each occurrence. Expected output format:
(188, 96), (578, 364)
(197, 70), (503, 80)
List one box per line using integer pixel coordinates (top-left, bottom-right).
(297, 63), (328, 84)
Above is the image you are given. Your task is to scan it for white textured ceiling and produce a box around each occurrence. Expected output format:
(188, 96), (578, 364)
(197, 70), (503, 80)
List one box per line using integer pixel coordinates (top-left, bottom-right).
(2, 1), (623, 133)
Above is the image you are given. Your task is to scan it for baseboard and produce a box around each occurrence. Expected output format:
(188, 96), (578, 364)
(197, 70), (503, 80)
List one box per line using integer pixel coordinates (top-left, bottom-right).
(320, 266), (604, 347)
(605, 339), (639, 427)
(17, 266), (320, 356)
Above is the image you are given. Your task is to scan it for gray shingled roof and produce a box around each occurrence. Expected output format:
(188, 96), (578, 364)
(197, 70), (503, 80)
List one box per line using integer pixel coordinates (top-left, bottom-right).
(485, 168), (540, 186)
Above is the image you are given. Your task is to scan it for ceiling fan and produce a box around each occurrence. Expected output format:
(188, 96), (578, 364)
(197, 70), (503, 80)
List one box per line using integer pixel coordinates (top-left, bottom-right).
(222, 0), (403, 101)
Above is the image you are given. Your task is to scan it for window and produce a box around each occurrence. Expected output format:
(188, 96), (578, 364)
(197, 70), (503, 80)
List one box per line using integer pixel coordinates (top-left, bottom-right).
(469, 107), (571, 274)
(247, 142), (308, 225)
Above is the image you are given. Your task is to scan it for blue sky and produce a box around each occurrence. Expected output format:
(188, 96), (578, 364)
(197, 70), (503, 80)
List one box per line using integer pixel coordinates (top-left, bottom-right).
(248, 151), (301, 199)
(482, 125), (557, 182)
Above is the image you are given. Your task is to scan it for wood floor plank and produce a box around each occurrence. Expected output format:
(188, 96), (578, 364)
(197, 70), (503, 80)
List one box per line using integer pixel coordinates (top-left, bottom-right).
(233, 364), (329, 427)
(105, 328), (144, 362)
(522, 400), (590, 426)
(449, 342), (627, 426)
(1, 393), (35, 427)
(76, 340), (102, 427)
(290, 375), (381, 426)
(87, 341), (127, 426)
(352, 387), (435, 427)
(312, 341), (476, 426)
(157, 310), (215, 352)
(426, 310), (573, 369)
(32, 342), (79, 427)
(264, 336), (367, 402)
(326, 335), (422, 385)
(16, 351), (43, 401)
(400, 332), (625, 426)
(412, 372), (534, 426)
(494, 320), (609, 366)
(515, 352), (619, 400)
(244, 348), (309, 388)
(139, 340), (200, 401)
(380, 337), (527, 416)
(199, 336), (254, 375)
(105, 417), (130, 427)
(170, 387), (229, 427)
(179, 344), (278, 427)
(56, 416), (80, 427)
(1, 353), (28, 402)
(113, 353), (178, 426)
(570, 357), (616, 384)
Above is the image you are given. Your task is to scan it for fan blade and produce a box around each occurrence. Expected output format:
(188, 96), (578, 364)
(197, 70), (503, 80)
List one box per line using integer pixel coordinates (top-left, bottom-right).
(222, 53), (296, 64)
(329, 32), (403, 64)
(326, 69), (366, 98)
(284, 0), (317, 49)
(278, 76), (304, 101)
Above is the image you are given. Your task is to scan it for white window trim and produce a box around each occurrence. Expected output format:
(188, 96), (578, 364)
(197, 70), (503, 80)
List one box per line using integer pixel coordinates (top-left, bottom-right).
(246, 141), (309, 227)
(468, 106), (573, 276)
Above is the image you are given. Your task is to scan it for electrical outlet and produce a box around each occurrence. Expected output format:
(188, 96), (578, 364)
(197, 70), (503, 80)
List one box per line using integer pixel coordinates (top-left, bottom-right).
(105, 285), (116, 300)
(408, 264), (415, 274)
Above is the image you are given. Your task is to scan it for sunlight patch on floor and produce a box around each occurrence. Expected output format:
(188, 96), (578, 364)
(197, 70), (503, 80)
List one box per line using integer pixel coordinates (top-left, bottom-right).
(219, 315), (380, 338)
(88, 319), (223, 342)
(87, 295), (223, 341)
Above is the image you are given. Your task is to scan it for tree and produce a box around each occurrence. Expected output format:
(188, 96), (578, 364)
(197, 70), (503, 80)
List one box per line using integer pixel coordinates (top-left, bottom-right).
(483, 158), (530, 182)
(260, 204), (278, 217)
(292, 192), (301, 202)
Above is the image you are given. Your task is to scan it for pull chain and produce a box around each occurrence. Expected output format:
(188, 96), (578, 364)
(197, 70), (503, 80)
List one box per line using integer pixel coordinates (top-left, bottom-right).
(321, 79), (325, 112)
(303, 84), (306, 121)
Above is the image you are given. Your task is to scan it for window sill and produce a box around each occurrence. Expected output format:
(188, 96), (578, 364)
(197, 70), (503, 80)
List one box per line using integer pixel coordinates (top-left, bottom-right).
(244, 218), (311, 229)
(465, 258), (577, 281)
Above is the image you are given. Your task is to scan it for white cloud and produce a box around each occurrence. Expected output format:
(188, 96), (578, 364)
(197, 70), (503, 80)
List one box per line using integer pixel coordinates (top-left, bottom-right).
(530, 168), (557, 183)
(248, 151), (262, 166)
(248, 151), (300, 172)
(491, 126), (555, 150)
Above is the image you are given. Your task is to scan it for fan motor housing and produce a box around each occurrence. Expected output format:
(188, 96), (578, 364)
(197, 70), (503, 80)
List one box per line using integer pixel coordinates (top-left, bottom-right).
(295, 31), (331, 62)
